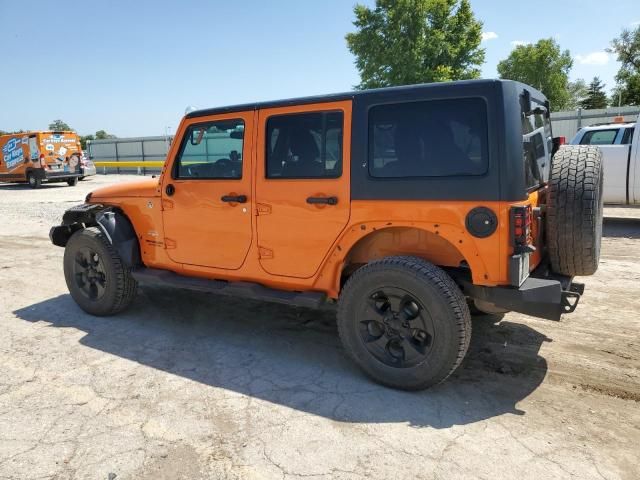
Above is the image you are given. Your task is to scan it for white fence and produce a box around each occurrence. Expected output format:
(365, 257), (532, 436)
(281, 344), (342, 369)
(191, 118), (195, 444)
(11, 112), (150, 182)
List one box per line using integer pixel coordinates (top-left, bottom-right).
(88, 136), (172, 174)
(551, 106), (639, 139)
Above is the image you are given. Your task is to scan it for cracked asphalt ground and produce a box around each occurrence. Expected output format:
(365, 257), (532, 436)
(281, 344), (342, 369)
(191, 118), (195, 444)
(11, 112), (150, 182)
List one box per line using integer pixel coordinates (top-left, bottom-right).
(1, 175), (639, 480)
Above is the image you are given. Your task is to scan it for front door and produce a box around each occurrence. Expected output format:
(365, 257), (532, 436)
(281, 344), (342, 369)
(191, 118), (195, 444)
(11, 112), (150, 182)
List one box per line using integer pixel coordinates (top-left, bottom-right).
(255, 101), (351, 278)
(161, 112), (254, 269)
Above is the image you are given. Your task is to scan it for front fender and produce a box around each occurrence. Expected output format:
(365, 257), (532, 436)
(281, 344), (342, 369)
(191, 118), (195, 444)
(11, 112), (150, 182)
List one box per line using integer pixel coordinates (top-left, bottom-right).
(49, 204), (141, 268)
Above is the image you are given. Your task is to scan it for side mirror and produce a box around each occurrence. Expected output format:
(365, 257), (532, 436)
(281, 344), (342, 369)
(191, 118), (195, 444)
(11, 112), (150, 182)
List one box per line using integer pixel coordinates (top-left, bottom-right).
(190, 128), (204, 145)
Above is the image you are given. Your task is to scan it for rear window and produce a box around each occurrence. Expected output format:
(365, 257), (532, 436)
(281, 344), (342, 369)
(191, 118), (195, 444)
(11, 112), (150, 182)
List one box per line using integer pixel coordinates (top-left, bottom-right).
(580, 129), (618, 145)
(368, 98), (488, 178)
(522, 98), (552, 189)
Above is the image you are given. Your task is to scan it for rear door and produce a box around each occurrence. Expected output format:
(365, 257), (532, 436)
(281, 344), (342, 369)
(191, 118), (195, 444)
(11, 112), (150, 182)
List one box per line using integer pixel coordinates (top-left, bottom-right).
(255, 101), (351, 278)
(27, 135), (39, 161)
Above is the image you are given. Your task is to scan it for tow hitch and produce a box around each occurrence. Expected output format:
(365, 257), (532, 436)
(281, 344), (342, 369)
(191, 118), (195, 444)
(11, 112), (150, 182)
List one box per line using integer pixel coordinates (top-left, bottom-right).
(561, 282), (584, 314)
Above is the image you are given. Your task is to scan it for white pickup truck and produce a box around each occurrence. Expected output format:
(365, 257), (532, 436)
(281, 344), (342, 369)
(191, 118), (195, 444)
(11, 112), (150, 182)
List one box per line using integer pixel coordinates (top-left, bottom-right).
(570, 122), (638, 204)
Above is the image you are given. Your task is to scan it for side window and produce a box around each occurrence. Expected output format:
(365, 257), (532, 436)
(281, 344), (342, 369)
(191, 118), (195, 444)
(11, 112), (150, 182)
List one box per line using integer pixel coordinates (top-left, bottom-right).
(368, 98), (488, 178)
(580, 129), (618, 145)
(522, 99), (552, 189)
(175, 119), (244, 179)
(622, 127), (634, 145)
(266, 111), (343, 179)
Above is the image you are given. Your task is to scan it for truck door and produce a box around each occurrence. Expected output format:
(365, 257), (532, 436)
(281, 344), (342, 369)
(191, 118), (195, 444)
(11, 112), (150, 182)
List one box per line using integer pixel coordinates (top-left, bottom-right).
(255, 101), (351, 278)
(596, 144), (630, 204)
(631, 127), (639, 204)
(161, 111), (254, 269)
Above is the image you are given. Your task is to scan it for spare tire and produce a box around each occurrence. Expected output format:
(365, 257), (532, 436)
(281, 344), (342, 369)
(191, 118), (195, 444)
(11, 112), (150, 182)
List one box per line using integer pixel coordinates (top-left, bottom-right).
(547, 145), (604, 276)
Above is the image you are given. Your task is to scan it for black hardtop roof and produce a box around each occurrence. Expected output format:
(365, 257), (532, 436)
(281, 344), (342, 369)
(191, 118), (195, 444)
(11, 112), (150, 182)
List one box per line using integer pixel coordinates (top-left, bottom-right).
(186, 79), (543, 119)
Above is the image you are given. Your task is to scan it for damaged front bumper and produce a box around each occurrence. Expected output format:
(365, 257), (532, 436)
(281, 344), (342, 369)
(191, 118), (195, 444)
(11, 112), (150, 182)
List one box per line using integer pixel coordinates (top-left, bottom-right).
(460, 266), (584, 321)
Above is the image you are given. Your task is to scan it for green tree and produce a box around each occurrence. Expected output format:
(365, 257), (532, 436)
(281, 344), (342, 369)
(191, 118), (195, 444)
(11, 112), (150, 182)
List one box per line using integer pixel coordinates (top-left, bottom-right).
(80, 134), (94, 150)
(566, 79), (588, 110)
(345, 0), (485, 89)
(497, 38), (573, 110)
(580, 77), (608, 109)
(610, 73), (640, 106)
(608, 26), (640, 106)
(48, 119), (73, 131)
(94, 129), (117, 140)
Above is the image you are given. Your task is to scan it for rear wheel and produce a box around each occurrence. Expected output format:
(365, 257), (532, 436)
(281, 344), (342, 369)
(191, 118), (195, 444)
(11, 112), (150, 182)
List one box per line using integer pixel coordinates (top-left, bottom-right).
(547, 145), (604, 276)
(27, 173), (41, 189)
(337, 256), (471, 390)
(67, 177), (79, 186)
(63, 227), (138, 316)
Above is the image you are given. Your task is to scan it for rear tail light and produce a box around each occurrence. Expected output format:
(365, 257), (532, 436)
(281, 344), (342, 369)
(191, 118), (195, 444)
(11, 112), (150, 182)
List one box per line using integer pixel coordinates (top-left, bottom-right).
(39, 154), (48, 169)
(510, 205), (535, 254)
(552, 136), (566, 155)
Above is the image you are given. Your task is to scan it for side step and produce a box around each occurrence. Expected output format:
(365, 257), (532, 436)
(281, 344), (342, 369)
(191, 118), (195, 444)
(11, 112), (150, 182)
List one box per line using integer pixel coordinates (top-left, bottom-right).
(131, 268), (328, 309)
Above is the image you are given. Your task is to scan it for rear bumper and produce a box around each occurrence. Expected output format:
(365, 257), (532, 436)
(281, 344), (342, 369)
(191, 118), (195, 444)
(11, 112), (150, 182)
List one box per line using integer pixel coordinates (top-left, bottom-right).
(460, 266), (583, 321)
(81, 165), (97, 177)
(34, 169), (81, 181)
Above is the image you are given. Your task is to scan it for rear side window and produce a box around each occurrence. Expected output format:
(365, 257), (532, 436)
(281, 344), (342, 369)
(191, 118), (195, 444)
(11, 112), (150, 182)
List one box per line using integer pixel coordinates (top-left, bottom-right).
(368, 98), (488, 178)
(521, 98), (552, 189)
(266, 111), (343, 179)
(175, 119), (244, 179)
(622, 127), (634, 145)
(580, 129), (618, 145)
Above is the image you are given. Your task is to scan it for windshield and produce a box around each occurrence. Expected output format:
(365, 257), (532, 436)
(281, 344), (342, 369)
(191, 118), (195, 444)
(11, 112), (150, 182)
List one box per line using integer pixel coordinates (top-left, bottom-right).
(521, 97), (552, 189)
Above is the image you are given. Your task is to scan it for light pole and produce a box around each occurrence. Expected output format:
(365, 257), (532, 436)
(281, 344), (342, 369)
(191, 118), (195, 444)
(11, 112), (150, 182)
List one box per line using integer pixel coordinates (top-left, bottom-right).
(164, 126), (172, 153)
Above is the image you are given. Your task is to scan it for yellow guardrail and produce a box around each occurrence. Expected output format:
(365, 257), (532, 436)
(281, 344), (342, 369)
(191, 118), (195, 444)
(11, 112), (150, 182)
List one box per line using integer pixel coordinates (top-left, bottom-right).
(94, 161), (165, 167)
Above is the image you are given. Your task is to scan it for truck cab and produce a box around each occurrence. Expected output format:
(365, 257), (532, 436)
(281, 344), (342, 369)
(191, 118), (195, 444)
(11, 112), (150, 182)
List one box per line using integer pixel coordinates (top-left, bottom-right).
(570, 121), (639, 204)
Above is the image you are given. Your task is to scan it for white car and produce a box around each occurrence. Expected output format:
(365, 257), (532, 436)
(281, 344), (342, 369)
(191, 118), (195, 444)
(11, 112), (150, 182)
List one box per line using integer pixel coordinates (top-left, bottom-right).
(570, 122), (638, 204)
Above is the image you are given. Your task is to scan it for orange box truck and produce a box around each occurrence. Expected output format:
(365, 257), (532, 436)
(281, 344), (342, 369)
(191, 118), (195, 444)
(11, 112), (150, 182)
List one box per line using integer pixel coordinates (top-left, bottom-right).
(0, 131), (82, 188)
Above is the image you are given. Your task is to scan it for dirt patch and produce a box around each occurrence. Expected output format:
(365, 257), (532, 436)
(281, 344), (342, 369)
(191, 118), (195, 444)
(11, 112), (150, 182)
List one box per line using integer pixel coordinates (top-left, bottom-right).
(578, 383), (640, 402)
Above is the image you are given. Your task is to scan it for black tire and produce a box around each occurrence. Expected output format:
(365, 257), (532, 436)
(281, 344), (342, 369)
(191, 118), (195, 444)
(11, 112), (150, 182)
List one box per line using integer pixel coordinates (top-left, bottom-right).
(547, 145), (604, 276)
(79, 176), (85, 181)
(337, 256), (471, 390)
(63, 227), (138, 316)
(27, 173), (41, 189)
(67, 177), (79, 186)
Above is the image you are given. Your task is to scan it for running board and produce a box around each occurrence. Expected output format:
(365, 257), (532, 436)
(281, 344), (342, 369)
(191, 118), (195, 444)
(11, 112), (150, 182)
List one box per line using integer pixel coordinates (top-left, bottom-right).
(131, 268), (327, 309)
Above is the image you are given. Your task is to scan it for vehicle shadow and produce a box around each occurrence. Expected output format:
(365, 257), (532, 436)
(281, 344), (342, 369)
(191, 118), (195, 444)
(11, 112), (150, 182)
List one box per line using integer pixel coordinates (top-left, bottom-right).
(603, 217), (640, 239)
(0, 183), (69, 190)
(14, 288), (550, 428)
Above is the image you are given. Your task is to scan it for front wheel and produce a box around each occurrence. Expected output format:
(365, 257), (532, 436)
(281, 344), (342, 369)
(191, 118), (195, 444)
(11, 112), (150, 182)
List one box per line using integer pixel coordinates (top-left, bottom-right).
(67, 177), (79, 186)
(63, 227), (138, 316)
(337, 256), (471, 390)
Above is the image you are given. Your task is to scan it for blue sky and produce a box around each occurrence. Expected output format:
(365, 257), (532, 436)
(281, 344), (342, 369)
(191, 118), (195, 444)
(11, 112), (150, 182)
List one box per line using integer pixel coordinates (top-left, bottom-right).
(0, 0), (637, 137)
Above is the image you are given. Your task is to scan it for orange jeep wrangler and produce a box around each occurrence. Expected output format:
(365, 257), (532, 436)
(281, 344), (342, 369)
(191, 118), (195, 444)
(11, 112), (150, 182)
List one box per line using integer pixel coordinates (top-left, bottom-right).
(50, 80), (603, 390)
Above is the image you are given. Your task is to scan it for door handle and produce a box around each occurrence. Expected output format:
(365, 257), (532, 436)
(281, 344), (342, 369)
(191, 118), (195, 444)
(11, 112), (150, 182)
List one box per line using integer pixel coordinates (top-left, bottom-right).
(221, 194), (247, 203)
(306, 196), (338, 205)
(165, 184), (175, 196)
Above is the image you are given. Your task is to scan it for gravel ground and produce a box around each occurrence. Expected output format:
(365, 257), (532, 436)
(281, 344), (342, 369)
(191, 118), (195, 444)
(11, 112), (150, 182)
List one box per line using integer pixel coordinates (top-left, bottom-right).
(1, 175), (639, 480)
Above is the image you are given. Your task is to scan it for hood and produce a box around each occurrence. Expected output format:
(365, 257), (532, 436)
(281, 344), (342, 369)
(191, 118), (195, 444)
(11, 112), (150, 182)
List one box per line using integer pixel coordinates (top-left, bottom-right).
(89, 177), (160, 199)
